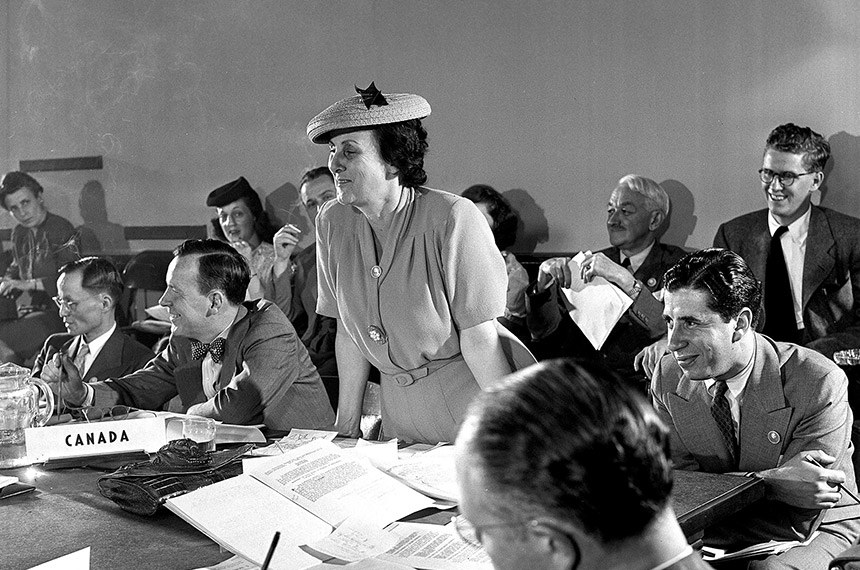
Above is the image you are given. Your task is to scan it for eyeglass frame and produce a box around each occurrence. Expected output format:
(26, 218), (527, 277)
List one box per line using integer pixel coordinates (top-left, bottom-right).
(451, 514), (539, 547)
(52, 293), (100, 313)
(758, 168), (817, 188)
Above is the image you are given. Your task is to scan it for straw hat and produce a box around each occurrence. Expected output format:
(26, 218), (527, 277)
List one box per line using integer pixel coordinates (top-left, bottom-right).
(307, 83), (431, 144)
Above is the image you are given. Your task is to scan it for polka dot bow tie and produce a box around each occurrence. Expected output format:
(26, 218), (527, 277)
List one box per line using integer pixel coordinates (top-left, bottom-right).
(190, 337), (226, 363)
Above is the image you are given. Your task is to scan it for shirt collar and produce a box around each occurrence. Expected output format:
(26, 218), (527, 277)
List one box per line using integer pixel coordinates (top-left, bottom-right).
(768, 205), (810, 243)
(621, 241), (654, 273)
(704, 348), (755, 399)
(83, 322), (116, 357)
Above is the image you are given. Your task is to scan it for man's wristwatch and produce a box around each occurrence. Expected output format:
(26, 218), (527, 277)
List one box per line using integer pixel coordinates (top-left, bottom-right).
(628, 279), (643, 300)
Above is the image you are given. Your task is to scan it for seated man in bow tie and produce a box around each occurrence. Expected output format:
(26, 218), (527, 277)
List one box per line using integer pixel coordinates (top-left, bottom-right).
(651, 248), (859, 568)
(32, 257), (154, 391)
(48, 239), (335, 432)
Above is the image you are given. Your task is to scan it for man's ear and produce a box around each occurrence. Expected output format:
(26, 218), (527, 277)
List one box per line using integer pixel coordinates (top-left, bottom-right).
(649, 210), (665, 232)
(528, 520), (583, 569)
(811, 170), (825, 190)
(99, 293), (114, 312)
(732, 307), (753, 342)
(207, 290), (225, 315)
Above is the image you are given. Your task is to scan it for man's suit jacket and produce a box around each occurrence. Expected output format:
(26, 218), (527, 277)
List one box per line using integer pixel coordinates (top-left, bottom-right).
(527, 242), (686, 381)
(714, 205), (860, 358)
(31, 327), (154, 382)
(652, 334), (860, 554)
(91, 299), (335, 432)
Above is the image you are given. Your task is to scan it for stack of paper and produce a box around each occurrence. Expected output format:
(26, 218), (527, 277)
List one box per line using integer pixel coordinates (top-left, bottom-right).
(165, 440), (438, 570)
(701, 532), (820, 561)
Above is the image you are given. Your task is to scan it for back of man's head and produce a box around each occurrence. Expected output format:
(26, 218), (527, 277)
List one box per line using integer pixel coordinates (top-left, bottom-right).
(766, 123), (830, 172)
(173, 239), (250, 305)
(458, 358), (673, 544)
(59, 256), (124, 308)
(662, 247), (762, 327)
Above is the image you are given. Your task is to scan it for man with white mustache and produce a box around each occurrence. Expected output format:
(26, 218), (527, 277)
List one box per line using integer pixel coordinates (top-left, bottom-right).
(714, 123), (860, 359)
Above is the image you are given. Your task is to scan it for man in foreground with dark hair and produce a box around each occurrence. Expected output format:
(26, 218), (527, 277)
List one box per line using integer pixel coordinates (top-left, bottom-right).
(48, 239), (334, 432)
(455, 358), (711, 570)
(714, 123), (860, 358)
(32, 257), (153, 387)
(652, 248), (860, 568)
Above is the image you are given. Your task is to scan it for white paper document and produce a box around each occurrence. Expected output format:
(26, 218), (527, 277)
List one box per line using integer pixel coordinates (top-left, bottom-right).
(248, 440), (435, 527)
(383, 444), (458, 502)
(26, 547), (90, 570)
(247, 428), (338, 456)
(558, 251), (633, 350)
(308, 515), (402, 562)
(377, 522), (492, 570)
(305, 560), (414, 569)
(166, 474), (331, 570)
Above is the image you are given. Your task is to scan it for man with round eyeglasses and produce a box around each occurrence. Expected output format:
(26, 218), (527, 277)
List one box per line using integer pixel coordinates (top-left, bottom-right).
(713, 123), (860, 359)
(454, 359), (711, 570)
(31, 257), (153, 399)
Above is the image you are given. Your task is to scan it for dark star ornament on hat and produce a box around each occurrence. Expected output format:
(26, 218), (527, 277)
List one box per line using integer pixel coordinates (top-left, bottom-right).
(307, 82), (431, 144)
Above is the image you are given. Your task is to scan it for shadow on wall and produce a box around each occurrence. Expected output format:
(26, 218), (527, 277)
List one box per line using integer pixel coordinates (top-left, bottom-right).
(77, 180), (130, 253)
(659, 179), (697, 250)
(819, 131), (860, 219)
(504, 189), (549, 254)
(265, 181), (315, 250)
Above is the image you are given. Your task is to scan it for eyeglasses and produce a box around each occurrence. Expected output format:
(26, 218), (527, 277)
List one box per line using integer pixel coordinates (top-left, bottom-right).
(451, 514), (537, 547)
(59, 404), (158, 424)
(52, 296), (80, 312)
(758, 168), (816, 187)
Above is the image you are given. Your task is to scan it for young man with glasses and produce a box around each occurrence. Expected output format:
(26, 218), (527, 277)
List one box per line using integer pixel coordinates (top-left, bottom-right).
(31, 257), (153, 396)
(713, 123), (860, 358)
(455, 359), (711, 570)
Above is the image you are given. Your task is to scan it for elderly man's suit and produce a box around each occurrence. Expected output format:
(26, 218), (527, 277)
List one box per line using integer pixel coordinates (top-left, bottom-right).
(652, 334), (860, 568)
(31, 328), (154, 382)
(88, 299), (334, 432)
(714, 206), (860, 358)
(527, 242), (685, 382)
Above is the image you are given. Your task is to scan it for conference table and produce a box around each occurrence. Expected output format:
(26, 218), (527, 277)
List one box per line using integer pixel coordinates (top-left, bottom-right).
(1, 447), (764, 570)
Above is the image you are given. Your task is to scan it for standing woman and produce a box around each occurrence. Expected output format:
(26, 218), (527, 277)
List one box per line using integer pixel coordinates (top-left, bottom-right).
(308, 85), (525, 444)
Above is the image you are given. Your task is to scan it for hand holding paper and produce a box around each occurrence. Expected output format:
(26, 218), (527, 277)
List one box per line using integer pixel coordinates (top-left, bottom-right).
(558, 252), (633, 350)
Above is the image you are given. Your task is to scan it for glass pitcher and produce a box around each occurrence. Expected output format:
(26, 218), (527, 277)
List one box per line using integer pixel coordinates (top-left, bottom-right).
(0, 362), (55, 468)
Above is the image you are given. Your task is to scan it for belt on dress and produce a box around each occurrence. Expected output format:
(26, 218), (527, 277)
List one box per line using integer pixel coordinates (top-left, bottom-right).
(379, 354), (464, 387)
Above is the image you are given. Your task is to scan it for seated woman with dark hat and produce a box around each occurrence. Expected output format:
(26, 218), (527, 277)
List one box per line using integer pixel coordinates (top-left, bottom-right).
(206, 177), (291, 312)
(306, 83), (535, 445)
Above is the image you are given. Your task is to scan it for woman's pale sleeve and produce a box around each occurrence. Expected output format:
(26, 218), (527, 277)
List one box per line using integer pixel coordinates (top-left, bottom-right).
(315, 202), (340, 319)
(442, 199), (507, 329)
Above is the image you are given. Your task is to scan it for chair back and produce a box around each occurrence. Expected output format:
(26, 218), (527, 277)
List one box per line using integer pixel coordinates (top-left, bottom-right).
(120, 250), (174, 324)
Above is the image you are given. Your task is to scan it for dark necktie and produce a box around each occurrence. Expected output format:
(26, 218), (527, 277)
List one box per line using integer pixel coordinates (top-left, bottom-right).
(190, 337), (226, 363)
(762, 226), (799, 342)
(711, 380), (738, 468)
(621, 257), (632, 273)
(73, 343), (90, 377)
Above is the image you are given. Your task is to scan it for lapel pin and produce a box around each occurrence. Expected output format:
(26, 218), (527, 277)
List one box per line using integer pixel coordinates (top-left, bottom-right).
(767, 430), (781, 444)
(647, 278), (657, 288)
